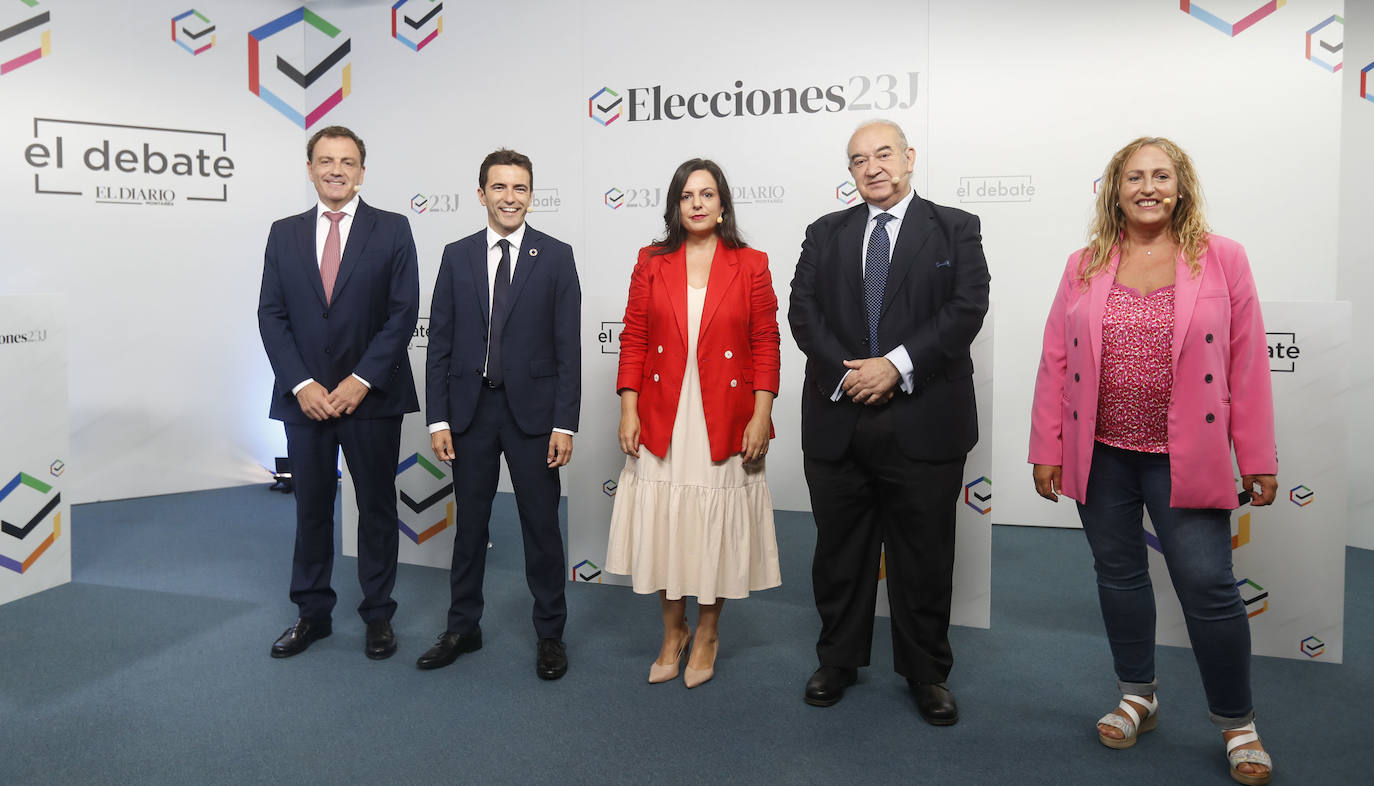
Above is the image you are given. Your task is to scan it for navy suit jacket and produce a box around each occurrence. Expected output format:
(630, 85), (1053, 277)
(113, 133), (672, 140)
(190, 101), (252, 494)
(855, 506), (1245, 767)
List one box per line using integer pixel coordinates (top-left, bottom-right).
(788, 195), (989, 462)
(258, 199), (421, 423)
(425, 225), (581, 436)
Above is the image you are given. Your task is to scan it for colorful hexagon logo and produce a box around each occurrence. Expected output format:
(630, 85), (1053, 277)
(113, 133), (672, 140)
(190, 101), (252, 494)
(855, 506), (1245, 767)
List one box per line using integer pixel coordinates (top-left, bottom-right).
(0, 471), (62, 574)
(391, 0), (442, 52)
(588, 87), (622, 126)
(395, 452), (452, 545)
(963, 476), (991, 515)
(248, 6), (351, 130)
(171, 9), (216, 56)
(1236, 577), (1268, 618)
(49, 459), (64, 477)
(410, 193), (429, 214)
(602, 479), (618, 497)
(1289, 484), (1314, 507)
(1361, 61), (1374, 103)
(836, 181), (858, 205)
(1305, 15), (1343, 73)
(1299, 635), (1324, 658)
(1180, 0), (1286, 38)
(572, 558), (602, 583)
(604, 187), (624, 210)
(1, 0), (50, 76)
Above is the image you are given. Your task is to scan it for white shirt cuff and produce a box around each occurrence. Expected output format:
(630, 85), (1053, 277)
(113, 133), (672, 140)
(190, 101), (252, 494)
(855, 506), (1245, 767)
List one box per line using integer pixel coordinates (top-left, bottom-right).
(291, 378), (314, 396)
(351, 373), (371, 389)
(428, 422), (450, 434)
(885, 346), (915, 394)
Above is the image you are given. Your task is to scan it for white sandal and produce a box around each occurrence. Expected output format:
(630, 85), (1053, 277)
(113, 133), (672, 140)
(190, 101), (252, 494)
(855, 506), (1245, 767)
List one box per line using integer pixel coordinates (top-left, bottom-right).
(1225, 722), (1273, 785)
(1096, 693), (1159, 749)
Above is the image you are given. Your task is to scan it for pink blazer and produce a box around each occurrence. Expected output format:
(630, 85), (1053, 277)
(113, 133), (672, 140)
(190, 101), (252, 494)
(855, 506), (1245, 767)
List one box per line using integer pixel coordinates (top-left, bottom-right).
(1028, 234), (1276, 510)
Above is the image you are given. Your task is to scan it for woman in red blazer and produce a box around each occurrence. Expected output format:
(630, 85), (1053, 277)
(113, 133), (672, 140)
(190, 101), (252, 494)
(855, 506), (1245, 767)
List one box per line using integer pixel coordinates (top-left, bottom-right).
(1028, 137), (1276, 785)
(605, 158), (781, 689)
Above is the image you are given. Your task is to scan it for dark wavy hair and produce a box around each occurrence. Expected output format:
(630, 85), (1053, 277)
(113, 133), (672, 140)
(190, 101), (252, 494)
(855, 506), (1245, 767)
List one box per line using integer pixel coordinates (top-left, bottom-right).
(650, 158), (747, 255)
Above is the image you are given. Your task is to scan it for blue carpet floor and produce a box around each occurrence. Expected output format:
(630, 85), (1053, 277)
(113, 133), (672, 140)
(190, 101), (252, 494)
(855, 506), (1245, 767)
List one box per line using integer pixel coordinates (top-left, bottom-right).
(0, 485), (1367, 784)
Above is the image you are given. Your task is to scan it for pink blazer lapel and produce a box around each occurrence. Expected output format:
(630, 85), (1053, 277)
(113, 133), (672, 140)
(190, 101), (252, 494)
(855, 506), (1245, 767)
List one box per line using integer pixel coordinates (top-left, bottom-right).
(1172, 249), (1206, 370)
(1087, 253), (1121, 372)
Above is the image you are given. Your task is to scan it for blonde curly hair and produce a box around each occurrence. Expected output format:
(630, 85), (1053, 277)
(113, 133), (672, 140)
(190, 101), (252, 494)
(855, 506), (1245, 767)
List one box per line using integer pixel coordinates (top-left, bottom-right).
(1079, 136), (1210, 284)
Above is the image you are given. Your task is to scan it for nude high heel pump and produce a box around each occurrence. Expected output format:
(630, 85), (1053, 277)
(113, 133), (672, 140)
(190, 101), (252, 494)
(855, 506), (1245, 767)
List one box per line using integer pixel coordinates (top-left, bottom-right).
(684, 637), (717, 688)
(649, 629), (692, 684)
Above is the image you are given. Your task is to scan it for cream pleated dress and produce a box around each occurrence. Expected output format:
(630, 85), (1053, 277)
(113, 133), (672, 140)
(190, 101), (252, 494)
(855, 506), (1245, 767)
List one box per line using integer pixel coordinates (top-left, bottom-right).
(605, 284), (781, 603)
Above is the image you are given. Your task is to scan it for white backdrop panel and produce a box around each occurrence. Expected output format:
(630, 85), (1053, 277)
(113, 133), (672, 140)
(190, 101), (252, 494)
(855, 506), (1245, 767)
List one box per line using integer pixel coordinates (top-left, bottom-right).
(0, 295), (71, 606)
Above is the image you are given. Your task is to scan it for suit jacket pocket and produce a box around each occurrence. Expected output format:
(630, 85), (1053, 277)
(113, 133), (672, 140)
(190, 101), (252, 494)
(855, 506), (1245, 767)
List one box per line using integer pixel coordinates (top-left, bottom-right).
(943, 356), (974, 380)
(530, 358), (557, 378)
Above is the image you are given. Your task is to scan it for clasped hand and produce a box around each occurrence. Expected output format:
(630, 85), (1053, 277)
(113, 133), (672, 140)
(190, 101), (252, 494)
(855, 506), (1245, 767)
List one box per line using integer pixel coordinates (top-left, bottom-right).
(296, 378), (368, 421)
(841, 357), (898, 406)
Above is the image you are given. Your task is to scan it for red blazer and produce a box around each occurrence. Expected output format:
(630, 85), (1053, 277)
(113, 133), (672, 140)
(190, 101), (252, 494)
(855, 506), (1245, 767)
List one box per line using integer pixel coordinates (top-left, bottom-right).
(616, 243), (781, 462)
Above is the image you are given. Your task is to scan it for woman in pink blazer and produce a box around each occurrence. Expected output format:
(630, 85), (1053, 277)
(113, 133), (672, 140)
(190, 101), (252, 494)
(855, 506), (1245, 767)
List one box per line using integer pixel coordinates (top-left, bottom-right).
(605, 159), (782, 689)
(1028, 138), (1277, 785)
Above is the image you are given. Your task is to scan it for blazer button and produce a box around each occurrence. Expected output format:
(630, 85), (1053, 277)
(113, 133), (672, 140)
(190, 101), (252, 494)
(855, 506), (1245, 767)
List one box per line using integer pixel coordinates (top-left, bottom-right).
(657, 345), (664, 353)
(653, 373), (660, 382)
(322, 311), (329, 319)
(1205, 333), (1214, 343)
(324, 346), (331, 355)
(1205, 373), (1213, 383)
(1206, 413), (1215, 423)
(724, 350), (733, 359)
(1074, 373), (1080, 382)
(730, 379), (738, 388)
(1072, 410), (1078, 420)
(1073, 338), (1078, 347)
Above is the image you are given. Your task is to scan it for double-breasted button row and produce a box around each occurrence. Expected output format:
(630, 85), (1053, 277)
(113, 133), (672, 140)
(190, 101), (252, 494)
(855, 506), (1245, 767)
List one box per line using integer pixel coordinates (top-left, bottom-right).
(657, 345), (664, 353)
(653, 373), (660, 382)
(724, 350), (733, 359)
(730, 379), (738, 388)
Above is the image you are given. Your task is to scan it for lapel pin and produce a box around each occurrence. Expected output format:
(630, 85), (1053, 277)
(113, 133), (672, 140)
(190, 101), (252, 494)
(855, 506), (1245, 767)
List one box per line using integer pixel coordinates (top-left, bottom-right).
(936, 259), (951, 268)
(529, 248), (538, 257)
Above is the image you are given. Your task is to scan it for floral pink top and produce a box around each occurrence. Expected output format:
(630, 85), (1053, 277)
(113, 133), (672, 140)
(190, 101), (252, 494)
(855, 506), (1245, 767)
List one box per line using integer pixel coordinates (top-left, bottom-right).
(1095, 283), (1174, 453)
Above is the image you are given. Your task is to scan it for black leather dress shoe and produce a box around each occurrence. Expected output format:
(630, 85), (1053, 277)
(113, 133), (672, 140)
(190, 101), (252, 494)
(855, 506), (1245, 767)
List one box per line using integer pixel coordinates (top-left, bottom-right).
(365, 620), (397, 660)
(415, 628), (482, 670)
(270, 618), (332, 658)
(909, 680), (959, 726)
(536, 638), (568, 680)
(804, 665), (858, 707)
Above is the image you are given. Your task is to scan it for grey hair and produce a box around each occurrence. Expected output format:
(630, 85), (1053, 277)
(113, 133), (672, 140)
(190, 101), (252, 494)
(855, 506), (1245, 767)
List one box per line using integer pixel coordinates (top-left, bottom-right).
(849, 118), (910, 154)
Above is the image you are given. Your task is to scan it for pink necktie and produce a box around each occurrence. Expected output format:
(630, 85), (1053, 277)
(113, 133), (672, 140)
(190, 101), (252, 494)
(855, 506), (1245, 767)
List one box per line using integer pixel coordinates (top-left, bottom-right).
(321, 211), (345, 304)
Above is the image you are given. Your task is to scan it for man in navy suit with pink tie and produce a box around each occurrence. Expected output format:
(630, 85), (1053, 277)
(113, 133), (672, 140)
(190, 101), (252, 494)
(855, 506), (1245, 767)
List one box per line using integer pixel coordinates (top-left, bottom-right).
(258, 125), (420, 661)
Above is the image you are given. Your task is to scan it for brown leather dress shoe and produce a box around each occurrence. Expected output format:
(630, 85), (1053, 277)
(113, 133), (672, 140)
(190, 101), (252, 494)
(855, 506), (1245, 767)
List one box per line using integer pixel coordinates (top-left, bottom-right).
(270, 618), (332, 658)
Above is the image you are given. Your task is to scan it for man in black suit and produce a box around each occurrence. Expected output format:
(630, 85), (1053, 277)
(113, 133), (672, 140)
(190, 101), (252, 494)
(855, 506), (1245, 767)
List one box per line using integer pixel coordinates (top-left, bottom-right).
(788, 120), (989, 723)
(420, 149), (581, 679)
(258, 125), (420, 660)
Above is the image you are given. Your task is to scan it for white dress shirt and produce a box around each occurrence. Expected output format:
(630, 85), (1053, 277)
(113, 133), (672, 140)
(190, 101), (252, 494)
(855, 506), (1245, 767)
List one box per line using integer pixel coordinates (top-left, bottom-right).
(832, 189), (918, 400)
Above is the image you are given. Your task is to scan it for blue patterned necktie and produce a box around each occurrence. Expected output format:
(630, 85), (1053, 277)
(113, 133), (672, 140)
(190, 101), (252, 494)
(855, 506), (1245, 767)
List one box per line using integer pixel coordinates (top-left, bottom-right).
(864, 212), (895, 356)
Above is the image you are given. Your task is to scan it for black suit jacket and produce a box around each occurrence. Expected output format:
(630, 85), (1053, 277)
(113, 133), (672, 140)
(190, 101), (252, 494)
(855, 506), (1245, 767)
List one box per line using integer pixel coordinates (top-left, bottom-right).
(788, 195), (989, 461)
(425, 225), (581, 436)
(257, 199), (421, 423)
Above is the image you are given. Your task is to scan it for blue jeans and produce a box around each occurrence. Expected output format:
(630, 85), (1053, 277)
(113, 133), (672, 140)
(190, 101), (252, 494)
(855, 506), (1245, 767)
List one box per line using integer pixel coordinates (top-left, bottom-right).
(1076, 442), (1254, 729)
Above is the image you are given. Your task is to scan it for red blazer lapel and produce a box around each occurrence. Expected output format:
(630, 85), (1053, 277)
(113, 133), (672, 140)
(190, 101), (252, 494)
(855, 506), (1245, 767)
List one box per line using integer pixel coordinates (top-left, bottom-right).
(700, 243), (739, 338)
(660, 246), (690, 347)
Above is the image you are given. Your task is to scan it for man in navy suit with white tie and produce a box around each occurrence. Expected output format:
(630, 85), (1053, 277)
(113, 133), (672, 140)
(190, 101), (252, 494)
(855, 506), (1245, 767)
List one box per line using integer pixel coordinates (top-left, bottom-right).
(421, 149), (581, 679)
(258, 125), (420, 661)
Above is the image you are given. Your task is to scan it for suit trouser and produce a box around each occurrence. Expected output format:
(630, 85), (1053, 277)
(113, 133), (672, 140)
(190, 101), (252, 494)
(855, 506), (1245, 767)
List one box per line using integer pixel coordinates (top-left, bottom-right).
(803, 403), (965, 683)
(284, 415), (402, 624)
(447, 384), (567, 639)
